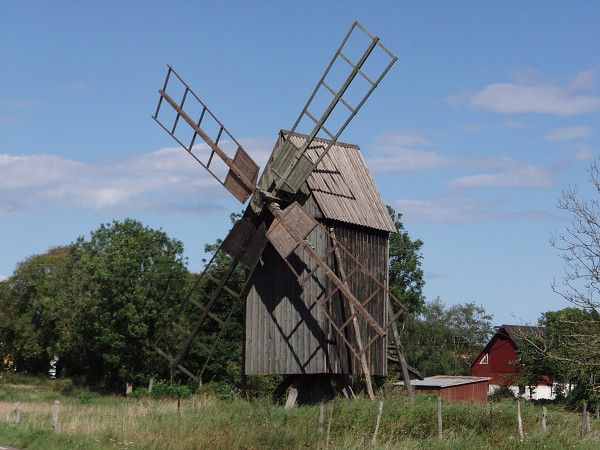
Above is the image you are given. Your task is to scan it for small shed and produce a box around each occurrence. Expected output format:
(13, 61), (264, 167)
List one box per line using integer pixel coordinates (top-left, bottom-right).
(397, 376), (491, 403)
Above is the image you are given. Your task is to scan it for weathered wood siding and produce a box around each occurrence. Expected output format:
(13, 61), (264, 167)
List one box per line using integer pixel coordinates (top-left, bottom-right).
(245, 209), (389, 376)
(245, 131), (392, 376)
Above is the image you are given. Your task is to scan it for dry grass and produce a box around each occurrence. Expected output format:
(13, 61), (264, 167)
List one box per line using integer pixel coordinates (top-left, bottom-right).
(1, 381), (600, 449)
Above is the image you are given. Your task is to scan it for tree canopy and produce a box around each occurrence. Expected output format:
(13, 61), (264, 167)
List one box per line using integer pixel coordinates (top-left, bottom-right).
(0, 219), (189, 389)
(387, 206), (425, 314)
(402, 297), (493, 377)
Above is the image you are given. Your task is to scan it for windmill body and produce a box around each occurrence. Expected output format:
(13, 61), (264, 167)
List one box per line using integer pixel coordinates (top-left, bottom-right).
(246, 131), (395, 376)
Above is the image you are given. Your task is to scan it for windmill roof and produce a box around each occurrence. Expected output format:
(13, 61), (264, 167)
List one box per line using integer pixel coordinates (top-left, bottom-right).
(283, 131), (396, 233)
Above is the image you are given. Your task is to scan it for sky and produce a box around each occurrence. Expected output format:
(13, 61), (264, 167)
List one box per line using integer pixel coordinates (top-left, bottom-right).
(1, 1), (599, 326)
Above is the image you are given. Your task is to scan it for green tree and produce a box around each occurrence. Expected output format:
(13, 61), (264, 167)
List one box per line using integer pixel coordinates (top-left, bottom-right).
(517, 308), (600, 406)
(403, 298), (493, 376)
(0, 247), (71, 374)
(531, 159), (600, 402)
(68, 218), (189, 388)
(387, 206), (425, 314)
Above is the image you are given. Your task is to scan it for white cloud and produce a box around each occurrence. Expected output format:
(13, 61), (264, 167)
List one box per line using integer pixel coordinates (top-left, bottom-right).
(366, 130), (452, 173)
(447, 164), (554, 189)
(544, 125), (592, 141)
(392, 197), (560, 224)
(0, 136), (273, 218)
(573, 143), (595, 161)
(449, 70), (600, 116)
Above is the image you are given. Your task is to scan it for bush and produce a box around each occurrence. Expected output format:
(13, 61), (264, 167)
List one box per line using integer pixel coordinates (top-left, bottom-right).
(132, 379), (193, 399)
(197, 381), (236, 401)
(489, 385), (516, 401)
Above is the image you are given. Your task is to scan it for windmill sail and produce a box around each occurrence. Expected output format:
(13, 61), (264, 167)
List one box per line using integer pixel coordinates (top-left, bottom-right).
(153, 66), (259, 203)
(266, 21), (397, 200)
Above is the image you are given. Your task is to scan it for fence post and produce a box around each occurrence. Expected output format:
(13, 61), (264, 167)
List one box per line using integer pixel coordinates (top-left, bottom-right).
(541, 406), (547, 433)
(317, 402), (324, 450)
(326, 402), (333, 450)
(517, 399), (524, 442)
(51, 400), (60, 431)
(372, 401), (384, 446)
(581, 403), (588, 438)
(437, 396), (443, 439)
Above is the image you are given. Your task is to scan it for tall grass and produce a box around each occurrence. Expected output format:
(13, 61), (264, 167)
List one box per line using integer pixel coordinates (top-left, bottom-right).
(1, 380), (599, 449)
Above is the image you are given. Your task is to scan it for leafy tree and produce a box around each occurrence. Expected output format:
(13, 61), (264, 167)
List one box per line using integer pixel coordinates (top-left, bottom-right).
(0, 247), (71, 373)
(517, 308), (600, 406)
(67, 218), (189, 388)
(403, 298), (493, 376)
(387, 206), (425, 314)
(525, 159), (600, 402)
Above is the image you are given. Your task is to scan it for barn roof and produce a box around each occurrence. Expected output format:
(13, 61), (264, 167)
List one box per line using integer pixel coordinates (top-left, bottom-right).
(396, 375), (491, 389)
(283, 131), (397, 233)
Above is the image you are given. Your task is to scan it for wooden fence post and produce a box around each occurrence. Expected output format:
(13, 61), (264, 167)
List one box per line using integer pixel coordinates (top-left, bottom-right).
(326, 402), (333, 450)
(372, 401), (384, 446)
(7, 402), (20, 423)
(51, 400), (60, 431)
(581, 403), (589, 438)
(517, 399), (524, 442)
(541, 406), (547, 433)
(437, 396), (443, 439)
(317, 402), (324, 450)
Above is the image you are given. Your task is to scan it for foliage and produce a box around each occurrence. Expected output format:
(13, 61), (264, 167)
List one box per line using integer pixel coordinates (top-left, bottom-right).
(0, 219), (189, 391)
(517, 160), (600, 403)
(517, 307), (600, 407)
(387, 206), (425, 314)
(403, 298), (493, 377)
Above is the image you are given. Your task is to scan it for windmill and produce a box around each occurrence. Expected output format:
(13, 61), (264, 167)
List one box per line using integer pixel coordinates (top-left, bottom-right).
(152, 22), (406, 402)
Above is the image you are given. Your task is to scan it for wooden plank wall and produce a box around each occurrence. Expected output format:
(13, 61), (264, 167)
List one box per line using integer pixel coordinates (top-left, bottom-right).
(244, 205), (389, 376)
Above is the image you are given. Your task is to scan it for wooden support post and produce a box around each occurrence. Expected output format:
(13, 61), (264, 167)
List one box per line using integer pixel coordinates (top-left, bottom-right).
(541, 406), (547, 433)
(517, 399), (524, 442)
(388, 313), (414, 402)
(148, 376), (154, 394)
(372, 400), (384, 446)
(52, 400), (60, 432)
(437, 396), (443, 439)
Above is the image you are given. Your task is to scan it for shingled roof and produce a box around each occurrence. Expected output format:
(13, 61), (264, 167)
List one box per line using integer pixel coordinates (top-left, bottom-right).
(283, 131), (396, 233)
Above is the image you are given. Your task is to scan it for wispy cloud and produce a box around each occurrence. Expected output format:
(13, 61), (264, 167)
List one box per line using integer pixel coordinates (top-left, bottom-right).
(58, 82), (87, 93)
(448, 163), (554, 189)
(449, 69), (600, 116)
(366, 130), (453, 173)
(0, 98), (42, 110)
(0, 137), (272, 218)
(391, 196), (560, 224)
(544, 125), (592, 141)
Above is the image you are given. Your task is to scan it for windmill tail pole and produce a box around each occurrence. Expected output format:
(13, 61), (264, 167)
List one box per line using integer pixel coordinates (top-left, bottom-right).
(388, 300), (414, 401)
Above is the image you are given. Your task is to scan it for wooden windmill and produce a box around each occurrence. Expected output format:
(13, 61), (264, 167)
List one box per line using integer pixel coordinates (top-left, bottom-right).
(152, 22), (406, 400)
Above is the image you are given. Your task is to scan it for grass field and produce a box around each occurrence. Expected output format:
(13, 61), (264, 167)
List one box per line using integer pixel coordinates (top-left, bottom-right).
(1, 376), (599, 449)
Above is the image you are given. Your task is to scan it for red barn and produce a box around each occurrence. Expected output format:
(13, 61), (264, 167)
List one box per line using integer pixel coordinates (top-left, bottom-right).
(397, 376), (491, 403)
(470, 325), (555, 399)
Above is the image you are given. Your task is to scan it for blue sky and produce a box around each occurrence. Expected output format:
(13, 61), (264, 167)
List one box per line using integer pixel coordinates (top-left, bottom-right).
(1, 1), (599, 326)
